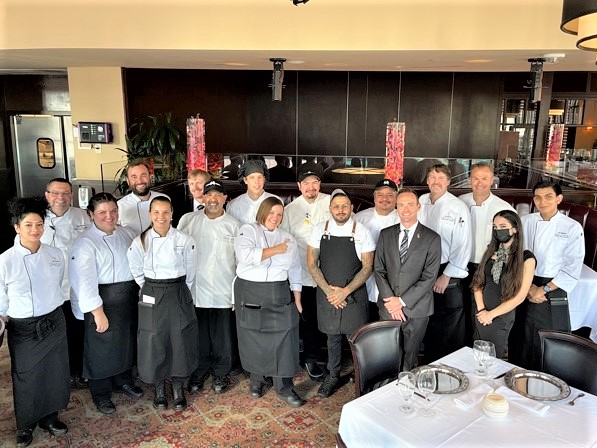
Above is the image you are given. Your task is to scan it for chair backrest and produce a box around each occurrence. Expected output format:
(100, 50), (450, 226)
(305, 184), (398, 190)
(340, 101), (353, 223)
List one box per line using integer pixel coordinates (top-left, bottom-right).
(335, 432), (348, 448)
(348, 320), (401, 397)
(539, 330), (597, 395)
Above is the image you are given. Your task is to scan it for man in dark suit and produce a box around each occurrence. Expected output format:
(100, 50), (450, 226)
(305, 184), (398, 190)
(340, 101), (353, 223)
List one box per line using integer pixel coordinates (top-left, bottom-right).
(374, 189), (441, 372)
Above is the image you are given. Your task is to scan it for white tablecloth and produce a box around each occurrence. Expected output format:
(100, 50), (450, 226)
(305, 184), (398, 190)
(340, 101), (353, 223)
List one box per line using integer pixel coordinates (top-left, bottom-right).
(338, 347), (597, 448)
(569, 264), (597, 342)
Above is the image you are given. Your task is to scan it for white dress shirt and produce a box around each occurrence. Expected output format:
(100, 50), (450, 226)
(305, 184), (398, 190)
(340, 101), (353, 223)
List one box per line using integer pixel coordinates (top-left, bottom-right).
(226, 191), (278, 225)
(42, 206), (91, 301)
(418, 191), (471, 279)
(117, 190), (170, 235)
(459, 192), (515, 264)
(308, 218), (376, 259)
(178, 210), (239, 308)
(354, 207), (400, 302)
(235, 223), (302, 291)
(0, 243), (64, 318)
(128, 227), (197, 290)
(69, 224), (136, 317)
(522, 211), (585, 293)
(280, 193), (331, 287)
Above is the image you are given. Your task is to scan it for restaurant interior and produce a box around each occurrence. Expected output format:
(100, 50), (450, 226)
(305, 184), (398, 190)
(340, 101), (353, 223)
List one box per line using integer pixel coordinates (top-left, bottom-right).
(0, 1), (596, 447)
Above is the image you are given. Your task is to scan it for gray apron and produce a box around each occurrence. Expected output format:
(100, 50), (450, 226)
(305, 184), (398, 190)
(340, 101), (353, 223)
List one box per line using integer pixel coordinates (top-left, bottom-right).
(83, 280), (139, 379)
(7, 307), (70, 429)
(234, 277), (300, 377)
(317, 221), (368, 335)
(137, 276), (199, 384)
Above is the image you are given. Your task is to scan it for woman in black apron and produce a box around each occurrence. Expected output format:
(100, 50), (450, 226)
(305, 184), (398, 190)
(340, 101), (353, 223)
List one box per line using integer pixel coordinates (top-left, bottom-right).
(69, 193), (143, 415)
(0, 197), (70, 447)
(234, 197), (305, 407)
(128, 196), (199, 411)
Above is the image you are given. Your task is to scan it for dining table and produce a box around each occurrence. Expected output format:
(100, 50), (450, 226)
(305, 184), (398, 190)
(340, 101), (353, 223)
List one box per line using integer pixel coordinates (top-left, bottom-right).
(569, 264), (597, 342)
(338, 346), (597, 447)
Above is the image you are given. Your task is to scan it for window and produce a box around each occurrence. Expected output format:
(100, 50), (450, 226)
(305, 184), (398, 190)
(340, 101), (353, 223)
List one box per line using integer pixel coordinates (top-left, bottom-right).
(37, 138), (56, 168)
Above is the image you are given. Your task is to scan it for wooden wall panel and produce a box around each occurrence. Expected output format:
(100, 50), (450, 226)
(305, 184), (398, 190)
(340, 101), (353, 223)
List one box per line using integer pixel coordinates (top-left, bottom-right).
(364, 72), (400, 158)
(399, 72), (452, 158)
(297, 71), (348, 157)
(450, 73), (501, 159)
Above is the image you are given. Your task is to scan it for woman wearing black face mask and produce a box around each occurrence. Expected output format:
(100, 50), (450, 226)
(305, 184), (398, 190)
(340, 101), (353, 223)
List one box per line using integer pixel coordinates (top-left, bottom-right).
(470, 210), (536, 358)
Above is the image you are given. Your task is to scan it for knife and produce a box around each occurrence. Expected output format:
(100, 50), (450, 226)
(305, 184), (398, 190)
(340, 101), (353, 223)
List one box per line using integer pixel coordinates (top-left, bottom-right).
(493, 369), (513, 380)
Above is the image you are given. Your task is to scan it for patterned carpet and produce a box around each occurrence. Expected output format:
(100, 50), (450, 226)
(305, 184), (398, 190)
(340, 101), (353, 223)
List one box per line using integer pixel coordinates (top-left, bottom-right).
(0, 344), (353, 448)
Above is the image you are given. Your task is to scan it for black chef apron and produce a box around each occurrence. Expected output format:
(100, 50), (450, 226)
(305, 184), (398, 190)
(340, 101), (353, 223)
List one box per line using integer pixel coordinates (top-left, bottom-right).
(7, 306), (70, 429)
(234, 277), (300, 377)
(137, 276), (199, 384)
(316, 221), (368, 335)
(83, 280), (139, 379)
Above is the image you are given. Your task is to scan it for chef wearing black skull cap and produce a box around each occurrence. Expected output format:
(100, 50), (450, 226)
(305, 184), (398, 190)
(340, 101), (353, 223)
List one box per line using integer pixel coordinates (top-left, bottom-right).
(226, 159), (280, 225)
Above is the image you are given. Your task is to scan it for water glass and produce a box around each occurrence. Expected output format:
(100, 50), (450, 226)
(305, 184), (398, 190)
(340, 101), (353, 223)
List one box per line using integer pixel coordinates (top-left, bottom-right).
(397, 372), (415, 414)
(473, 340), (495, 377)
(416, 369), (436, 418)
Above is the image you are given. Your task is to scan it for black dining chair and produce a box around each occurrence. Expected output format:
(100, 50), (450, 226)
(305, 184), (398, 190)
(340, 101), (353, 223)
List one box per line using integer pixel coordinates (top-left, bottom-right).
(348, 320), (401, 397)
(335, 432), (348, 448)
(538, 329), (597, 395)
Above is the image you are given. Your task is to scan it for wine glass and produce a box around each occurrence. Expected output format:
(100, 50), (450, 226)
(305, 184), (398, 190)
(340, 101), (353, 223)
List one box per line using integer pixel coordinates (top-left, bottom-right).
(416, 369), (436, 418)
(397, 372), (416, 414)
(473, 340), (494, 377)
(481, 342), (496, 376)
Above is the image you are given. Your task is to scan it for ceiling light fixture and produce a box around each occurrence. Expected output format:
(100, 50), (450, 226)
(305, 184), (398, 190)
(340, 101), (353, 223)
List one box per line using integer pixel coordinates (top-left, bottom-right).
(561, 1), (597, 51)
(269, 58), (286, 102)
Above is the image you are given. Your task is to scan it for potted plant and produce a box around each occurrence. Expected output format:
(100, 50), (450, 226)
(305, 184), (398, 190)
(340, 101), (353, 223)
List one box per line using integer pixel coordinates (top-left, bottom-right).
(115, 113), (186, 195)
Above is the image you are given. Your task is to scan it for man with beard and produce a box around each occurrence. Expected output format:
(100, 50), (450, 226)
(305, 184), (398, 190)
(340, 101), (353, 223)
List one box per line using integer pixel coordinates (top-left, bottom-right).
(354, 179), (400, 321)
(178, 180), (240, 394)
(418, 164), (471, 363)
(226, 159), (278, 225)
(117, 160), (169, 235)
(42, 178), (91, 389)
(280, 166), (329, 381)
(187, 169), (210, 211)
(307, 189), (375, 398)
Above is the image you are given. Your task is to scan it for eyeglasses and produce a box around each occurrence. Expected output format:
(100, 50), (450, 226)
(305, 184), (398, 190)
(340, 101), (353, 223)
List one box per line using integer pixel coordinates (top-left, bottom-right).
(47, 191), (71, 197)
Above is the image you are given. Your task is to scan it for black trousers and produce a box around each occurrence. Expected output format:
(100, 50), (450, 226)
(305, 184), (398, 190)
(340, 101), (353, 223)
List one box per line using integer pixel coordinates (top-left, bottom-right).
(190, 307), (232, 379)
(62, 301), (85, 377)
(423, 283), (465, 364)
(461, 262), (478, 348)
(299, 286), (325, 363)
(89, 369), (133, 403)
(326, 333), (350, 376)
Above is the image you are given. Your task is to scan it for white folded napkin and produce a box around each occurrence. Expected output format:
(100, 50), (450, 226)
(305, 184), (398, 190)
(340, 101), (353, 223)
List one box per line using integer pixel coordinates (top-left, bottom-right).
(495, 386), (551, 416)
(454, 383), (494, 410)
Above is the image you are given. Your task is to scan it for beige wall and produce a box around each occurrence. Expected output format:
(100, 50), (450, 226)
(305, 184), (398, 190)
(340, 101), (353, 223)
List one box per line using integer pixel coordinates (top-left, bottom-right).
(68, 67), (126, 181)
(2, 0), (573, 52)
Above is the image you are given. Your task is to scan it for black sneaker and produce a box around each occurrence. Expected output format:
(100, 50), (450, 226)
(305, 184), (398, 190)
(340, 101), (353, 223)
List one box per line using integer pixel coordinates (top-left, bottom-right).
(304, 361), (325, 382)
(212, 375), (230, 394)
(317, 374), (339, 398)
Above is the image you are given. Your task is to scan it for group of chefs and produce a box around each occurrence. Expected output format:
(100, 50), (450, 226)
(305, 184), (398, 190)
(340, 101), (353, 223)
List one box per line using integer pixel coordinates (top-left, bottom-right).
(0, 157), (585, 447)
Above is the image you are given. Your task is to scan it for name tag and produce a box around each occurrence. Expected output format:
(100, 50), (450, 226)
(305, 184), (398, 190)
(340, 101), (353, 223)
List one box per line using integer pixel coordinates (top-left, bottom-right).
(142, 295), (155, 304)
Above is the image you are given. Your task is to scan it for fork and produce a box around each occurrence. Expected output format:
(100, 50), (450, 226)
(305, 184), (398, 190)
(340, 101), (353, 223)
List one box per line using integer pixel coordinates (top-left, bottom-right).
(567, 393), (585, 406)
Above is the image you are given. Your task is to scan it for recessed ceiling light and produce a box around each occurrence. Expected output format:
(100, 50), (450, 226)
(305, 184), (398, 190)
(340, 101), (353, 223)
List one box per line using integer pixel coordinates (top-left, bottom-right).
(465, 59), (493, 63)
(394, 65), (403, 69)
(324, 62), (348, 67)
(287, 60), (305, 64)
(223, 62), (249, 67)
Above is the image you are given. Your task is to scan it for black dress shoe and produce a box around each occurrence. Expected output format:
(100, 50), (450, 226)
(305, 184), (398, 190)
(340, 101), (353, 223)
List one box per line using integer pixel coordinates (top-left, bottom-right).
(118, 384), (144, 399)
(304, 361), (325, 382)
(16, 429), (33, 447)
(39, 419), (68, 435)
(70, 375), (89, 389)
(278, 391), (306, 408)
(317, 374), (339, 398)
(212, 375), (230, 394)
(95, 399), (116, 415)
(172, 381), (187, 411)
(249, 384), (263, 399)
(188, 373), (208, 394)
